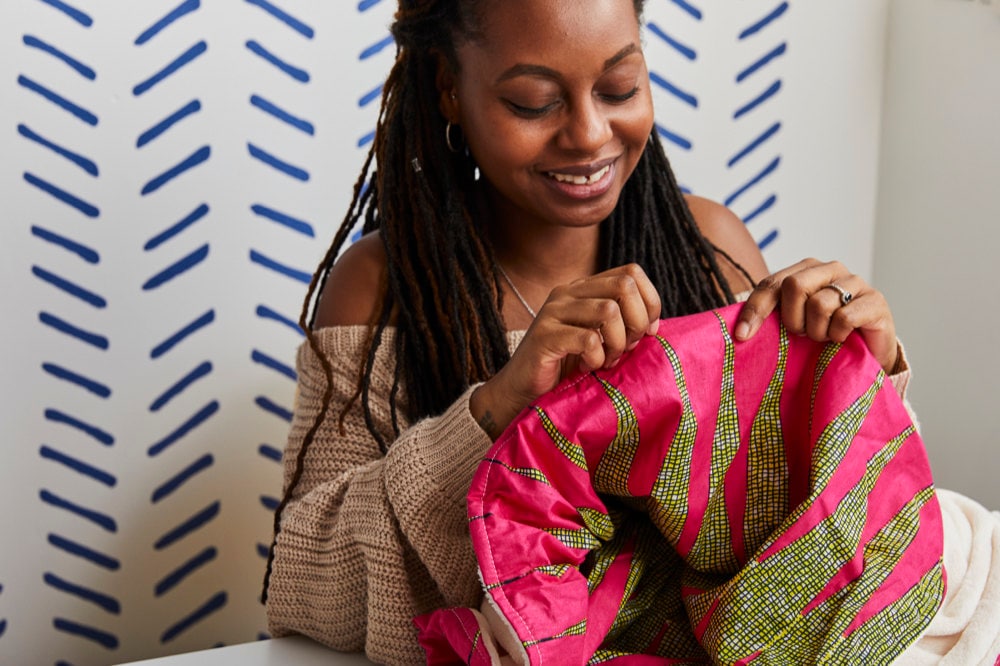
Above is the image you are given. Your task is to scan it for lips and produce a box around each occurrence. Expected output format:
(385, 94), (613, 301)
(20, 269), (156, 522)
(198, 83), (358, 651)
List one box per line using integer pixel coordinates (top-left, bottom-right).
(542, 158), (617, 199)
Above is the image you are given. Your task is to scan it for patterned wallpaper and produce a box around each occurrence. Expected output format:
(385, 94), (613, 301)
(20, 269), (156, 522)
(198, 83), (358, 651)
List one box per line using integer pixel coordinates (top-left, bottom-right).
(0, 1), (887, 664)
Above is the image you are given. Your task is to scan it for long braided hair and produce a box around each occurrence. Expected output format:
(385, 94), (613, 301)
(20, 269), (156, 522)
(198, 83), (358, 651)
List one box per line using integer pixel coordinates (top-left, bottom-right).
(262, 0), (748, 602)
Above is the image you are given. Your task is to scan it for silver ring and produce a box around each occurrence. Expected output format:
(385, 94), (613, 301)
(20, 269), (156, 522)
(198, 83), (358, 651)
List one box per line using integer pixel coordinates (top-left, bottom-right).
(823, 283), (853, 306)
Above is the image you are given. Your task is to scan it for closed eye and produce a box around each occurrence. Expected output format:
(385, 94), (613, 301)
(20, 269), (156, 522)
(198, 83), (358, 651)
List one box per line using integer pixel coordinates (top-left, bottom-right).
(601, 86), (640, 104)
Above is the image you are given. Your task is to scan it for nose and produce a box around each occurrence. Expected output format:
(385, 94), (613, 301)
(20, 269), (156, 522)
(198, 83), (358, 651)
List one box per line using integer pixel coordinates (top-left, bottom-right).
(558, 96), (613, 154)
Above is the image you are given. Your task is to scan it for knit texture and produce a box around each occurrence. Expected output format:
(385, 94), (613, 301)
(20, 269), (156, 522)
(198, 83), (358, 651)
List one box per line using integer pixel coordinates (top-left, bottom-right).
(265, 325), (525, 665)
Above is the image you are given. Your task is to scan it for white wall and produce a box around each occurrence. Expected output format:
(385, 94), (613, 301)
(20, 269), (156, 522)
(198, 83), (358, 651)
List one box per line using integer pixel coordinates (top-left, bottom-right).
(1, 1), (889, 664)
(874, 0), (1000, 509)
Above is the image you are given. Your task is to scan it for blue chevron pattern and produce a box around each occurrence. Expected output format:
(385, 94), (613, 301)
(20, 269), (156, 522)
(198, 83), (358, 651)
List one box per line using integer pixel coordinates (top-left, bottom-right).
(4, 2), (803, 663)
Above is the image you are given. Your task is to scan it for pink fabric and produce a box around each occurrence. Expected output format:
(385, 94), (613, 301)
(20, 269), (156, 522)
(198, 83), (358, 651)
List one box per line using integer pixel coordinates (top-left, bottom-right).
(418, 304), (945, 664)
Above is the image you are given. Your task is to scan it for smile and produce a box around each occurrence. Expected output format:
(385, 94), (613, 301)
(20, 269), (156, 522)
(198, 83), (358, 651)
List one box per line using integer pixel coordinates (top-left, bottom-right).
(547, 165), (611, 185)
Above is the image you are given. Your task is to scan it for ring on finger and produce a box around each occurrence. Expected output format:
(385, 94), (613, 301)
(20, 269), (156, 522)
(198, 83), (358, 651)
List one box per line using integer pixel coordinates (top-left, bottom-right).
(822, 282), (853, 306)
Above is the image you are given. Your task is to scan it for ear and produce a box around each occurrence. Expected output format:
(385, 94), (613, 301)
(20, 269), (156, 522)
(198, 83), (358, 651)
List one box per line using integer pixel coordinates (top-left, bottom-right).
(433, 49), (460, 123)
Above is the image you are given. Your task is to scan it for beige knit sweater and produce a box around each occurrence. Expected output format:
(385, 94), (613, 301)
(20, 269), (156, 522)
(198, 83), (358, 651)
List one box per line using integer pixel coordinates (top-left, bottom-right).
(265, 321), (912, 665)
(265, 325), (527, 665)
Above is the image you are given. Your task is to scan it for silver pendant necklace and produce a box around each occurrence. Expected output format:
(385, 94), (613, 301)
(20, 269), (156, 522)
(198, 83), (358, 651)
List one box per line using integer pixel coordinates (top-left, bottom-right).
(497, 264), (537, 319)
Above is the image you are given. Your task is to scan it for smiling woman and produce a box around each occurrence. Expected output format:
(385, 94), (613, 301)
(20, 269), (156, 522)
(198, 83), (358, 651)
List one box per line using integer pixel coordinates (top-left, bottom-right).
(261, 1), (915, 664)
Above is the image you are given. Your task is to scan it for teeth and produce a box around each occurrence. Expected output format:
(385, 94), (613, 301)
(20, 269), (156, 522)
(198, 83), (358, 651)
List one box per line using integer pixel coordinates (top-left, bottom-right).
(549, 165), (610, 185)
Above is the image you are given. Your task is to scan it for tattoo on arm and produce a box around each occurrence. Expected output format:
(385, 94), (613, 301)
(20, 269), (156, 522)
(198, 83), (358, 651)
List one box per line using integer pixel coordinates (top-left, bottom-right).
(478, 410), (499, 439)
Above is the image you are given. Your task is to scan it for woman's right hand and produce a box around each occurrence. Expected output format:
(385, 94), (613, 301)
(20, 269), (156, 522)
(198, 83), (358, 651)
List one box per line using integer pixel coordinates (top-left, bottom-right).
(469, 263), (661, 439)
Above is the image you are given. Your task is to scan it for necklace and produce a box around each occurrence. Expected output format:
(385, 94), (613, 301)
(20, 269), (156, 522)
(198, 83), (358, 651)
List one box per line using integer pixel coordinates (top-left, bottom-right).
(497, 264), (537, 319)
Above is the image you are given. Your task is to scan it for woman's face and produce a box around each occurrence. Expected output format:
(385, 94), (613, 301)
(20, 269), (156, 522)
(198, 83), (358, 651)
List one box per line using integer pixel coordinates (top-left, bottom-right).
(447, 0), (654, 232)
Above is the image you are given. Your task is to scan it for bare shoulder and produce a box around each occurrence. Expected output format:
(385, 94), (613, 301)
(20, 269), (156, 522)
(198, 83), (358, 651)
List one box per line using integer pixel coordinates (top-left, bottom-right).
(684, 194), (769, 288)
(312, 231), (387, 329)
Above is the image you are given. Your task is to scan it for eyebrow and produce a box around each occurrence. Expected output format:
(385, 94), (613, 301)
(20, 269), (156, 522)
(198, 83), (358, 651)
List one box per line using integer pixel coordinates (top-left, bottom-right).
(494, 43), (639, 85)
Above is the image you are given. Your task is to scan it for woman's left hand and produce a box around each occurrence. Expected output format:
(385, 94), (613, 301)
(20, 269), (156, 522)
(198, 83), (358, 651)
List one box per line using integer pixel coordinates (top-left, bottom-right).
(733, 258), (900, 374)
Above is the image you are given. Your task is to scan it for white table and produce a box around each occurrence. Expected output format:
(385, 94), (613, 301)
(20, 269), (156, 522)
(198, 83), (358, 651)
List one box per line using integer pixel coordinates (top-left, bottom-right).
(112, 636), (377, 665)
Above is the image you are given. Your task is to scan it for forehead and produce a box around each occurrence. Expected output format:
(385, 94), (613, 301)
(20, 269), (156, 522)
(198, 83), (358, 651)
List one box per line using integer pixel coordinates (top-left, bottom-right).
(460, 0), (642, 73)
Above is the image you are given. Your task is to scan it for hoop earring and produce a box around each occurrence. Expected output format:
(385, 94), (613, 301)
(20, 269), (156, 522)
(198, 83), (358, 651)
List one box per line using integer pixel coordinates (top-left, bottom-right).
(445, 121), (460, 153)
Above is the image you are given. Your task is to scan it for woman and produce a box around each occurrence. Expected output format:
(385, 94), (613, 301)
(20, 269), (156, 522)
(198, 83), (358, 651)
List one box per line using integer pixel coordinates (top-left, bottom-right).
(262, 0), (903, 663)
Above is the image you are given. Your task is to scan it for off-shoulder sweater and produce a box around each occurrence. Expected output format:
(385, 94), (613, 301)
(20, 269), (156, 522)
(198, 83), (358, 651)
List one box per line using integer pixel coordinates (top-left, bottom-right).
(264, 324), (912, 665)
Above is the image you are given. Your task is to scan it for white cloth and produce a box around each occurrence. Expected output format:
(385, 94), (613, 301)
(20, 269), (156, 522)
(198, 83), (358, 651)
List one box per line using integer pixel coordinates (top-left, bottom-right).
(896, 489), (1000, 665)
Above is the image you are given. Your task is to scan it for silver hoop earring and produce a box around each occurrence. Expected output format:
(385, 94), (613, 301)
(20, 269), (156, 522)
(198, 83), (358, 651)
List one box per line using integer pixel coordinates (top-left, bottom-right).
(445, 121), (460, 153)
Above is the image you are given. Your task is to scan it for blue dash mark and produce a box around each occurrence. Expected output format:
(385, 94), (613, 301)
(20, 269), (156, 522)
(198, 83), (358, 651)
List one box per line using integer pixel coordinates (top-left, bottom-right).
(145, 204), (209, 251)
(155, 546), (217, 596)
(357, 130), (375, 148)
(48, 534), (120, 570)
(151, 454), (214, 503)
(39, 0), (93, 26)
(142, 244), (209, 291)
(23, 173), (99, 217)
(250, 95), (314, 135)
(148, 401), (220, 457)
(18, 124), (97, 175)
(133, 41), (208, 96)
(758, 228), (779, 250)
(154, 501), (220, 550)
(42, 363), (111, 398)
(160, 592), (227, 643)
(654, 123), (692, 151)
(728, 122), (781, 168)
(255, 396), (292, 422)
(256, 543), (270, 558)
(40, 445), (116, 486)
(724, 156), (780, 207)
(742, 194), (777, 224)
(40, 490), (116, 532)
(32, 267), (106, 308)
(245, 40), (309, 81)
(150, 362), (213, 411)
(670, 0), (702, 20)
(256, 305), (303, 336)
(136, 0), (200, 45)
(645, 23), (696, 61)
(31, 226), (99, 263)
(45, 409), (114, 446)
(53, 618), (118, 649)
(251, 350), (296, 381)
(648, 72), (697, 108)
(247, 143), (309, 181)
(40, 312), (109, 349)
(137, 100), (201, 148)
(22, 35), (95, 79)
(249, 250), (310, 283)
(246, 0), (314, 38)
(151, 310), (215, 359)
(736, 43), (787, 83)
(251, 204), (314, 237)
(258, 444), (282, 462)
(358, 82), (382, 108)
(141, 145), (211, 195)
(17, 76), (98, 125)
(359, 33), (394, 61)
(733, 80), (781, 120)
(358, 0), (383, 10)
(259, 495), (279, 511)
(44, 572), (120, 614)
(739, 2), (789, 40)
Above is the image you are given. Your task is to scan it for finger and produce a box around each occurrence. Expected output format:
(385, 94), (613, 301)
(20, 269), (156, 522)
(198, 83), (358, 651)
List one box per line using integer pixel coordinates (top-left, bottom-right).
(803, 275), (864, 341)
(566, 265), (661, 337)
(543, 296), (628, 366)
(778, 260), (849, 335)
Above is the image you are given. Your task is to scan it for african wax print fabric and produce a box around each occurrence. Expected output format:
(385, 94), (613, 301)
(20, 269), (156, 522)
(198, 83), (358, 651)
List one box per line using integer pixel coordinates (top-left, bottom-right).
(416, 304), (945, 665)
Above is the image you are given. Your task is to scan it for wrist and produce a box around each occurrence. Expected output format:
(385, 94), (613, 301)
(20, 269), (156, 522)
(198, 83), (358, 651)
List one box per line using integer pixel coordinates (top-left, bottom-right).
(469, 374), (526, 441)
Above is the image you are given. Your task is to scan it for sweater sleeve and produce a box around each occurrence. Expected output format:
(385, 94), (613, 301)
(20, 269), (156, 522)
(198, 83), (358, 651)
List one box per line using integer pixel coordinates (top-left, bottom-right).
(264, 327), (494, 666)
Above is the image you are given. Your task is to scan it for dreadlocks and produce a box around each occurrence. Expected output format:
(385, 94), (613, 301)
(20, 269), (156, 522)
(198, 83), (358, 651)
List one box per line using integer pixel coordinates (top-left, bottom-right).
(262, 0), (747, 602)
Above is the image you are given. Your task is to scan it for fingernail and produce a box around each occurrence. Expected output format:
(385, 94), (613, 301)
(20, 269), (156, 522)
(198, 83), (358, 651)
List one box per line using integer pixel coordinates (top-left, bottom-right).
(647, 321), (659, 336)
(734, 321), (750, 340)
